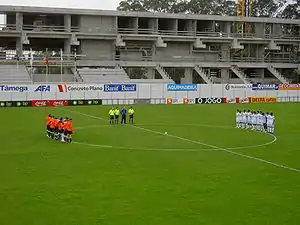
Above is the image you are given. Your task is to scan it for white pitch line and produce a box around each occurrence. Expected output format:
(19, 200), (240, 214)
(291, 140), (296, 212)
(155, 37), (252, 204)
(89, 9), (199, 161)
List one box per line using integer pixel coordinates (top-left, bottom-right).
(61, 108), (300, 173)
(73, 141), (219, 152)
(73, 122), (277, 151)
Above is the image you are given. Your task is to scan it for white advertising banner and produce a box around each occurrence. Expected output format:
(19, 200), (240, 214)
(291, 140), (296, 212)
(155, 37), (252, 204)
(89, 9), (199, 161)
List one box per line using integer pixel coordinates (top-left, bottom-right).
(0, 83), (299, 102)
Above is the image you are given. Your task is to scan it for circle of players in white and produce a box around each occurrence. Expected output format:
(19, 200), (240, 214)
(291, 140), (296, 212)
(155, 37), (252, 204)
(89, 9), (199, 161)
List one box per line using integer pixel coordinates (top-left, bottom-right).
(236, 110), (275, 133)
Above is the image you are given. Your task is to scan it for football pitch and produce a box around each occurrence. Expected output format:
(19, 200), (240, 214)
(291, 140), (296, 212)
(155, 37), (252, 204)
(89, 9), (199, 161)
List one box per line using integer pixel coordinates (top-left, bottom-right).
(0, 103), (299, 225)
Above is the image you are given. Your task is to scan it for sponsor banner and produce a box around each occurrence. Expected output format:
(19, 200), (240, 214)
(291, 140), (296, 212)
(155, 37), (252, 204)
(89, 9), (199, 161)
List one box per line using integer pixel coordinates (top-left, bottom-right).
(57, 84), (103, 92)
(0, 101), (31, 107)
(104, 84), (136, 92)
(166, 98), (172, 104)
(195, 98), (225, 104)
(252, 84), (279, 91)
(32, 100), (47, 107)
(278, 84), (300, 90)
(226, 98), (238, 104)
(47, 100), (69, 107)
(224, 84), (252, 91)
(167, 84), (197, 91)
(172, 98), (183, 104)
(32, 100), (69, 107)
(183, 98), (195, 104)
(249, 97), (278, 103)
(68, 99), (102, 106)
(134, 99), (151, 104)
(238, 97), (249, 103)
(34, 85), (51, 92)
(0, 85), (29, 92)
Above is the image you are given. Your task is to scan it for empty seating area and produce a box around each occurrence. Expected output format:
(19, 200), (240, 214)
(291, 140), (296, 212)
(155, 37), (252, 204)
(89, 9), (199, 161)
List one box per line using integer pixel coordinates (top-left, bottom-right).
(77, 67), (175, 84)
(0, 65), (31, 83)
(77, 68), (130, 83)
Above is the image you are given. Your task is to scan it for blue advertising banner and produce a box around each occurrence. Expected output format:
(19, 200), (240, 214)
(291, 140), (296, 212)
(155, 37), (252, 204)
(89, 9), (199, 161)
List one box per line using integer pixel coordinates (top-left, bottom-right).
(252, 84), (279, 91)
(104, 84), (136, 92)
(167, 84), (197, 91)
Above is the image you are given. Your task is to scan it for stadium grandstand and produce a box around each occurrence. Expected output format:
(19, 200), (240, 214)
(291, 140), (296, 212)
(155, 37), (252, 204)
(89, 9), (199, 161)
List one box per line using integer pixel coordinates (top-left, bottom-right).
(0, 5), (299, 84)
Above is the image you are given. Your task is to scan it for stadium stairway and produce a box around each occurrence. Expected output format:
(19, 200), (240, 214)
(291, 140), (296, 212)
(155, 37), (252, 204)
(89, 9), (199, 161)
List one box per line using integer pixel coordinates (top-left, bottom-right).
(267, 65), (290, 84)
(0, 65), (31, 83)
(230, 65), (251, 84)
(194, 65), (214, 84)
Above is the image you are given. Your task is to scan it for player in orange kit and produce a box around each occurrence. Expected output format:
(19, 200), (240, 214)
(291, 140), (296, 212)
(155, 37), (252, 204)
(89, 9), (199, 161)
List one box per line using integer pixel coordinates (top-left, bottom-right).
(49, 116), (56, 139)
(46, 114), (52, 138)
(64, 118), (73, 143)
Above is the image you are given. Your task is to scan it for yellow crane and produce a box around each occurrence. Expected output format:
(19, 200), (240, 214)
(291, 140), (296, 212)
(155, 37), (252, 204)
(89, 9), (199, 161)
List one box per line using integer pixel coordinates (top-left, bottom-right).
(236, 0), (252, 33)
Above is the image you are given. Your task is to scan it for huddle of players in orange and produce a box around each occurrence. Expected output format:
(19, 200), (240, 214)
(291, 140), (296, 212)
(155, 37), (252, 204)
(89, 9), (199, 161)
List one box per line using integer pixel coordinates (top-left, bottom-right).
(46, 114), (73, 143)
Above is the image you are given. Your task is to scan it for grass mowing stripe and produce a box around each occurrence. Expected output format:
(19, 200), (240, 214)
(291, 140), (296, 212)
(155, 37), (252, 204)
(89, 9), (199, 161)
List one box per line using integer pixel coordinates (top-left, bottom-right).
(61, 108), (300, 174)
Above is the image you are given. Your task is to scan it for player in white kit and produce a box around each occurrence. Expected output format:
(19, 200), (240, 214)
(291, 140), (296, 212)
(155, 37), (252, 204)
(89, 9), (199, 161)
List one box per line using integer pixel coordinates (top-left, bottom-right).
(262, 112), (267, 132)
(242, 110), (247, 129)
(258, 111), (264, 131)
(267, 112), (275, 133)
(246, 110), (251, 129)
(251, 111), (257, 130)
(236, 110), (240, 128)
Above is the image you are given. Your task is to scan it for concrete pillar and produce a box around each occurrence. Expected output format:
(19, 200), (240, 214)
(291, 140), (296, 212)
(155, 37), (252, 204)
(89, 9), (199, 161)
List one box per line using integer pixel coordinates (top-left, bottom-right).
(149, 18), (158, 34)
(211, 21), (216, 32)
(146, 68), (155, 79)
(181, 68), (193, 84)
(64, 39), (71, 74)
(172, 19), (178, 35)
(256, 45), (264, 62)
(131, 17), (138, 33)
(192, 20), (197, 34)
(221, 44), (230, 62)
(221, 69), (230, 83)
(255, 23), (265, 38)
(64, 15), (71, 32)
(64, 39), (71, 54)
(16, 12), (23, 31)
(16, 12), (23, 57)
(16, 38), (23, 57)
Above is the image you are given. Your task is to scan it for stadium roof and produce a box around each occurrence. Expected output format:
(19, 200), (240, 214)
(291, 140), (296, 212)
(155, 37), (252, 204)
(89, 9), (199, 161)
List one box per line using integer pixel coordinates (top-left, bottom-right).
(0, 5), (300, 24)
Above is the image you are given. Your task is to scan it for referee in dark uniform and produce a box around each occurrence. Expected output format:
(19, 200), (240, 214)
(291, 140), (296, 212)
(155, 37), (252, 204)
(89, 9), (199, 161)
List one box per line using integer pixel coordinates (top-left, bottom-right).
(121, 107), (126, 124)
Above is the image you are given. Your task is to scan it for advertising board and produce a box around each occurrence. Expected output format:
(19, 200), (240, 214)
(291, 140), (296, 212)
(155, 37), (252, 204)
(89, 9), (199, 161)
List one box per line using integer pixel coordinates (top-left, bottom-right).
(167, 84), (197, 91)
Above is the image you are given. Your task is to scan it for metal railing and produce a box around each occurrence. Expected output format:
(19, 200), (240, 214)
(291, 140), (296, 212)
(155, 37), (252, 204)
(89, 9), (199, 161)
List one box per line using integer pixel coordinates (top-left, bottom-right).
(0, 23), (299, 40)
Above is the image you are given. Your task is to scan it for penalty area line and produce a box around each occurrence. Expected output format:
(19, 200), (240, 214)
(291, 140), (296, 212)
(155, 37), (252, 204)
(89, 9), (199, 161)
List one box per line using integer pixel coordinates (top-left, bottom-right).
(61, 108), (300, 174)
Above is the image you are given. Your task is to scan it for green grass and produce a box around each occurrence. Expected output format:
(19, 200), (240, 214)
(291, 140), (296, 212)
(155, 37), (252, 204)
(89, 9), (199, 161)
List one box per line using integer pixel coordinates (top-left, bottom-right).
(0, 103), (299, 225)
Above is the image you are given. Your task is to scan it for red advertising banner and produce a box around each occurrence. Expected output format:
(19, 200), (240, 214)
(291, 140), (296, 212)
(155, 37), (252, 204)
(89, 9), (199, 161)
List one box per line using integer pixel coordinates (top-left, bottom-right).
(183, 98), (188, 104)
(32, 100), (47, 107)
(166, 98), (173, 104)
(226, 98), (238, 104)
(32, 100), (69, 107)
(47, 100), (69, 107)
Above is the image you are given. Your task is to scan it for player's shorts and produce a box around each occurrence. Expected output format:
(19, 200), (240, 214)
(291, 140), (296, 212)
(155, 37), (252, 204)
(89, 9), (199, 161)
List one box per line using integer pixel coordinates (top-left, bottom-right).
(49, 127), (55, 133)
(59, 129), (64, 134)
(54, 127), (59, 133)
(129, 115), (133, 119)
(46, 125), (50, 130)
(67, 130), (73, 135)
(110, 115), (114, 120)
(115, 115), (119, 119)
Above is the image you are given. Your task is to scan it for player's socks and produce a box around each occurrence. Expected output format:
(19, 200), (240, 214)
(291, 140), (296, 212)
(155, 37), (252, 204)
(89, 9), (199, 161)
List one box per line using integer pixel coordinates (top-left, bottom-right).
(61, 134), (65, 142)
